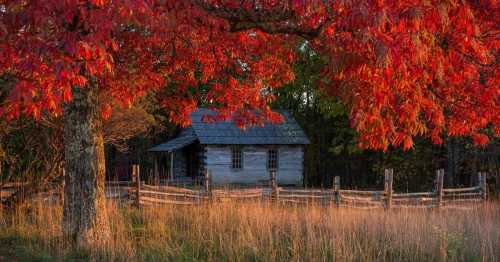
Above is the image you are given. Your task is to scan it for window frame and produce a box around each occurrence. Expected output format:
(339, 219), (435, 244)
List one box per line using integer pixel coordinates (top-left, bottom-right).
(231, 146), (243, 170)
(267, 148), (279, 170)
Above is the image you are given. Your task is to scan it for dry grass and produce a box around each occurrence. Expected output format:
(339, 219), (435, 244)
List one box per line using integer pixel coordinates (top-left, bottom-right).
(0, 201), (498, 261)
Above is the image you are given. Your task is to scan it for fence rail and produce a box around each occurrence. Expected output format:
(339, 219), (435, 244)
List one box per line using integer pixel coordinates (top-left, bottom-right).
(109, 168), (489, 209)
(1, 168), (488, 209)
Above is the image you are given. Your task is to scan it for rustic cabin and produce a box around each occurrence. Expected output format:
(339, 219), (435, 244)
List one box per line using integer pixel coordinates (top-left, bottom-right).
(149, 108), (310, 186)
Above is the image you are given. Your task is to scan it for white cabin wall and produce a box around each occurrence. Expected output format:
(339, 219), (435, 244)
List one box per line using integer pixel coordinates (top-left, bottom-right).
(205, 145), (303, 185)
(277, 146), (304, 185)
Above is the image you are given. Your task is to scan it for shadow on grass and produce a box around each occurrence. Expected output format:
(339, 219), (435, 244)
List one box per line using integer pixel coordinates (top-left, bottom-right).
(0, 234), (93, 261)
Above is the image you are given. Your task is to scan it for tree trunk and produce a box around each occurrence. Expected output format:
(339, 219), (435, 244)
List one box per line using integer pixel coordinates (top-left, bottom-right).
(62, 84), (110, 248)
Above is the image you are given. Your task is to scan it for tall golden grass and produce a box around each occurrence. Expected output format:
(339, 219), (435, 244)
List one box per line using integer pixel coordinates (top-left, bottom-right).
(0, 201), (498, 261)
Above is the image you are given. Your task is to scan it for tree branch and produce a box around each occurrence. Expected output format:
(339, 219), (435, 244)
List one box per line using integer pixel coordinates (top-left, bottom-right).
(193, 0), (296, 24)
(228, 21), (321, 40)
(192, 0), (334, 40)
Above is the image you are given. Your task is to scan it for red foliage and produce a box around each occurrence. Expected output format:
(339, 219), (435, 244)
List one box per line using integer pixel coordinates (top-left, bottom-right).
(0, 0), (498, 150)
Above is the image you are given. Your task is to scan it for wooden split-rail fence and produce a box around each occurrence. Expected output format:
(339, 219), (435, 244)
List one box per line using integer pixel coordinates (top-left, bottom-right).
(108, 166), (489, 209)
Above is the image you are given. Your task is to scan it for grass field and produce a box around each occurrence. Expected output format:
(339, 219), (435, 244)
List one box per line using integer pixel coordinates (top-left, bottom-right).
(0, 201), (498, 261)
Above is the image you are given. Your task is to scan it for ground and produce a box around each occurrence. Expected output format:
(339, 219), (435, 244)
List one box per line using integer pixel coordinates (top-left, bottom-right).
(0, 201), (499, 261)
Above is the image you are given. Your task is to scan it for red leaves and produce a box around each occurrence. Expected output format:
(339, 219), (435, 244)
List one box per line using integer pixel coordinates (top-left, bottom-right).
(311, 0), (498, 150)
(89, 0), (108, 7)
(0, 0), (497, 151)
(472, 133), (489, 147)
(63, 86), (73, 103)
(403, 136), (413, 150)
(72, 76), (87, 87)
(101, 104), (112, 120)
(76, 42), (92, 61)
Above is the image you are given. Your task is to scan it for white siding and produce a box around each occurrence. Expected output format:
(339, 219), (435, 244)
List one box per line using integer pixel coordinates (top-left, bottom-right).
(277, 147), (304, 185)
(206, 145), (303, 185)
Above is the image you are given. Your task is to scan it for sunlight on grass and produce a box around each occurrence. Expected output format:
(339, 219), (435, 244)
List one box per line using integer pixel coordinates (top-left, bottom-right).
(0, 201), (498, 261)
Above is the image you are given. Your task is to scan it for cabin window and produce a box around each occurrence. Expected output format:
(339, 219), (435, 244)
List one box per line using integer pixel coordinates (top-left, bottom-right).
(231, 147), (243, 169)
(268, 149), (278, 170)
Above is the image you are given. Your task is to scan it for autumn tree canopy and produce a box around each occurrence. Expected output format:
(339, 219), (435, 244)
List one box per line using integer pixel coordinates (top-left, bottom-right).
(1, 0), (498, 150)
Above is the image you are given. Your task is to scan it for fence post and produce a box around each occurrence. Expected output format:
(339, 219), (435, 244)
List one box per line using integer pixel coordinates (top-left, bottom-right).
(134, 165), (141, 207)
(384, 169), (393, 209)
(204, 168), (212, 201)
(435, 169), (444, 208)
(479, 172), (487, 200)
(153, 156), (159, 185)
(333, 176), (340, 208)
(270, 169), (278, 202)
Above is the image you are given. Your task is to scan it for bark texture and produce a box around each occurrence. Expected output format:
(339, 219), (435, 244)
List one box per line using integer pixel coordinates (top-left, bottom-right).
(62, 84), (110, 248)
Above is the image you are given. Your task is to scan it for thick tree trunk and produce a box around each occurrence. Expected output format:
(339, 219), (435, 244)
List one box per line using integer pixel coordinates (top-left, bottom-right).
(62, 84), (110, 248)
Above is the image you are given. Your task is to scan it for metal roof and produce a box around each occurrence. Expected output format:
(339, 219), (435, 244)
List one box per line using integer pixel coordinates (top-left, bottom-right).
(149, 108), (310, 152)
(149, 128), (197, 152)
(191, 109), (310, 145)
